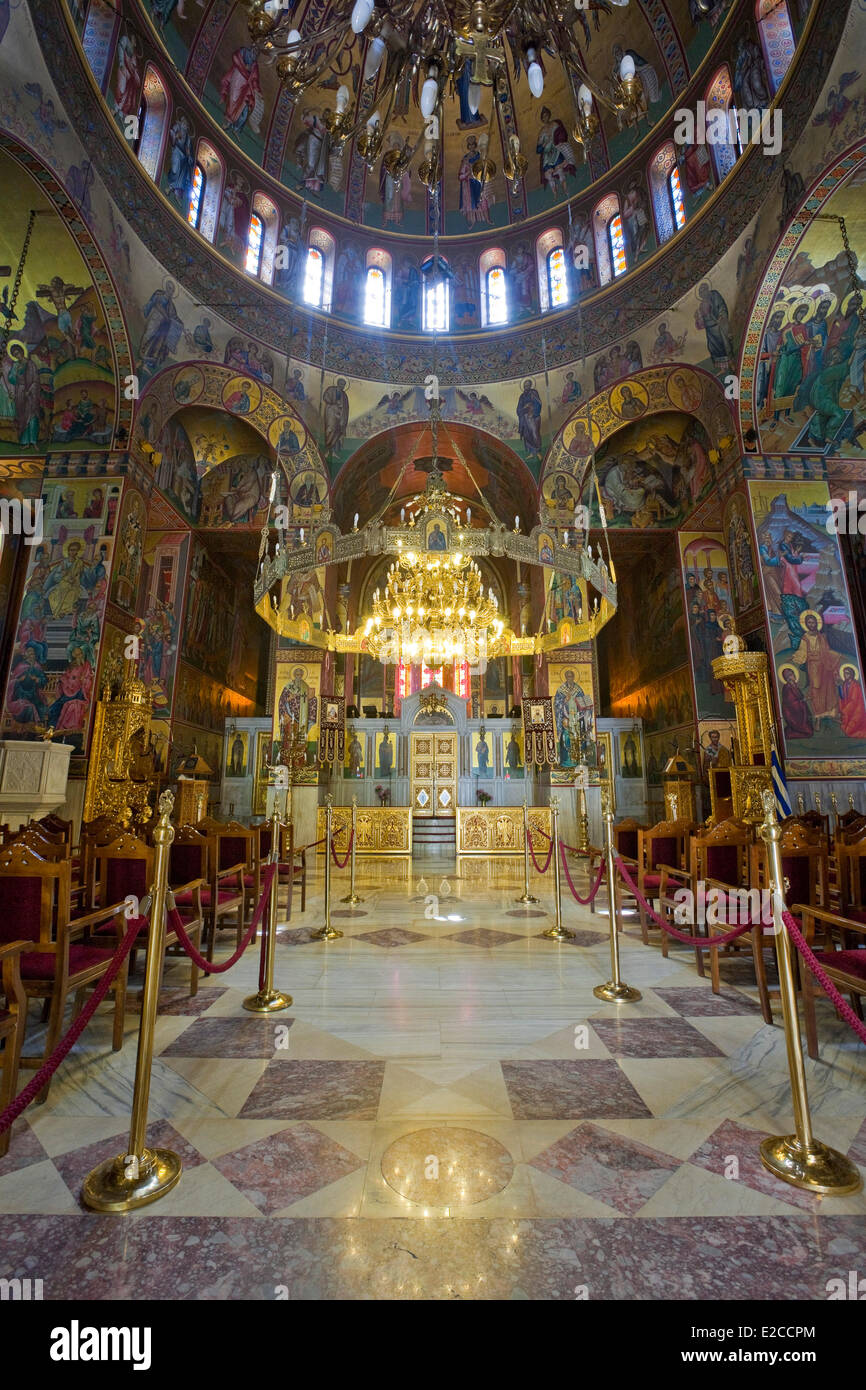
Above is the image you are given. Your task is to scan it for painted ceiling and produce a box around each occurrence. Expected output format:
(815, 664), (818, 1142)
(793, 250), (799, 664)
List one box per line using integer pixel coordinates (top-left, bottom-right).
(126, 0), (732, 238)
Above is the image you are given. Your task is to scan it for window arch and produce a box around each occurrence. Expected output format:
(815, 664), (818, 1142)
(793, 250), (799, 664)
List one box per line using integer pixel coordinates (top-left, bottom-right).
(479, 248), (507, 327)
(82, 0), (119, 92)
(364, 248), (393, 327)
(535, 229), (569, 314)
(422, 254), (450, 333)
(592, 195), (626, 286)
(705, 65), (741, 182)
(188, 140), (223, 242)
(757, 0), (795, 93)
(303, 228), (335, 310)
(136, 65), (170, 180)
(245, 193), (279, 283)
(649, 142), (686, 244)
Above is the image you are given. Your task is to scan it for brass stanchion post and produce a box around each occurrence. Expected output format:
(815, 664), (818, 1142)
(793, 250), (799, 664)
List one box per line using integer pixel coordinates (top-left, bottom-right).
(243, 804), (292, 1013)
(312, 795), (343, 941)
(83, 791), (182, 1211)
(758, 790), (860, 1195)
(594, 784), (641, 1002)
(341, 796), (364, 906)
(515, 799), (539, 905)
(541, 797), (575, 940)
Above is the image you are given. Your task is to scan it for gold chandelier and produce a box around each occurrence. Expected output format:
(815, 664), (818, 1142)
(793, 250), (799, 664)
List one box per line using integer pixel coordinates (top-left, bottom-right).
(242, 0), (641, 190)
(363, 545), (506, 667)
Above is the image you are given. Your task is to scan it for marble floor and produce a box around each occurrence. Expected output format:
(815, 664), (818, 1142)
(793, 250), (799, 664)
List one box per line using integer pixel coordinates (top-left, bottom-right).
(2, 854), (866, 1301)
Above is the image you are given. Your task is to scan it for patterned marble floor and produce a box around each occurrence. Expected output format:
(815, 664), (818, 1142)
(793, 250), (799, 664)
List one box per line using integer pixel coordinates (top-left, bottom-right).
(2, 854), (866, 1301)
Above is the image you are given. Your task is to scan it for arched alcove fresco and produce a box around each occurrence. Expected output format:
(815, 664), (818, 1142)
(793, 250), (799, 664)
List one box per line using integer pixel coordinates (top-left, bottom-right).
(0, 132), (133, 453)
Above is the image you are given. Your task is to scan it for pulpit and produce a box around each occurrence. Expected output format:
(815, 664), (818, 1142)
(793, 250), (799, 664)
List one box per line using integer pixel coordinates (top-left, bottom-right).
(0, 738), (73, 831)
(176, 750), (214, 824)
(663, 752), (697, 823)
(709, 638), (773, 825)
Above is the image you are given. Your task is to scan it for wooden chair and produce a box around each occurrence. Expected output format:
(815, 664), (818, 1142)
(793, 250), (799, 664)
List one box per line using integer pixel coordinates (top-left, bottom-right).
(37, 813), (73, 848)
(201, 823), (248, 961)
(748, 820), (829, 1024)
(661, 818), (755, 978)
(79, 817), (126, 908)
(279, 821), (307, 916)
(0, 843), (128, 1100)
(798, 904), (866, 1059)
(632, 818), (696, 944)
(836, 822), (866, 923)
(0, 941), (27, 1157)
(245, 821), (274, 933)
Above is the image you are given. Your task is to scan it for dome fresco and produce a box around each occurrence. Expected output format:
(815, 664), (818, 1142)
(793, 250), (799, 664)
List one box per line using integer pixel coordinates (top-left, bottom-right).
(51, 0), (821, 354)
(134, 0), (723, 239)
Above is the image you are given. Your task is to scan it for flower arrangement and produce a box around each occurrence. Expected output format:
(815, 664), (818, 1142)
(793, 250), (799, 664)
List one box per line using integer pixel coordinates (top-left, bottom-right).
(476, 790), (492, 806)
(375, 784), (391, 805)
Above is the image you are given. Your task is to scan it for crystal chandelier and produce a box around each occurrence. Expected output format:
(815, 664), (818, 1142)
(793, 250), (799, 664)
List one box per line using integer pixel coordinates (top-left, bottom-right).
(363, 546), (505, 667)
(242, 0), (638, 189)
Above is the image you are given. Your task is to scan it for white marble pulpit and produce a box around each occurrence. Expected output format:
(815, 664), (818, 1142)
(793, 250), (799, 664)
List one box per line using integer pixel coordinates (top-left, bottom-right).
(0, 739), (74, 831)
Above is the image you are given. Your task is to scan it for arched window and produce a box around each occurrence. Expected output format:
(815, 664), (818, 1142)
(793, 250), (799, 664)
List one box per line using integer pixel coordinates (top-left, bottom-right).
(593, 195), (626, 286)
(82, 0), (119, 92)
(303, 228), (335, 310)
(479, 248), (507, 327)
(757, 0), (795, 93)
(422, 255), (450, 332)
(364, 248), (392, 327)
(535, 229), (568, 313)
(188, 140), (222, 242)
(705, 66), (741, 182)
(649, 142), (687, 244)
(246, 193), (279, 283)
(136, 65), (170, 180)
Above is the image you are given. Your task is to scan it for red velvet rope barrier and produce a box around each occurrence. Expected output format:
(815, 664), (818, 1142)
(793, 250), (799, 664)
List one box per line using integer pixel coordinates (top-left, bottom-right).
(782, 908), (866, 1047)
(330, 829), (354, 869)
(614, 857), (755, 949)
(527, 830), (554, 875)
(0, 915), (142, 1136)
(559, 842), (606, 905)
(169, 863), (277, 976)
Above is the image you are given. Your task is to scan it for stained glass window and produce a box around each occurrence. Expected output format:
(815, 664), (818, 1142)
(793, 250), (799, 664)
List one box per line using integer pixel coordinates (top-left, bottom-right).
(757, 0), (795, 93)
(136, 66), (169, 180)
(303, 245), (324, 306)
(608, 214), (627, 278)
(593, 195), (621, 285)
(669, 166), (686, 229)
(422, 258), (450, 332)
(364, 265), (386, 326)
(187, 164), (204, 230)
(82, 0), (117, 91)
(487, 265), (508, 324)
(245, 214), (264, 276)
(547, 246), (568, 307)
(706, 66), (739, 181)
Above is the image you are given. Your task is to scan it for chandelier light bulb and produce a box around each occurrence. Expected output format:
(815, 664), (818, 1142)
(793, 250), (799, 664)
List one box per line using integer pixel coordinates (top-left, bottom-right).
(287, 27), (301, 44)
(299, 527), (305, 542)
(619, 54), (635, 81)
(526, 50), (544, 98)
(578, 83), (592, 114)
(420, 73), (439, 119)
(468, 81), (481, 115)
(351, 0), (374, 33)
(336, 84), (350, 113)
(364, 36), (386, 79)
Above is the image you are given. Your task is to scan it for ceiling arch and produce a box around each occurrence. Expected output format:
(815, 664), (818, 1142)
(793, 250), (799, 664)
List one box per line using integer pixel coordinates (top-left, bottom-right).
(330, 419), (539, 531)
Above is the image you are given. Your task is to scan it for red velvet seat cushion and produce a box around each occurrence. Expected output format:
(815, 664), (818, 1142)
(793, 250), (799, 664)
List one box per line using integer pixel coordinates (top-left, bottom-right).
(175, 887), (238, 909)
(20, 946), (113, 979)
(841, 907), (866, 925)
(243, 873), (257, 889)
(642, 873), (662, 891)
(813, 948), (866, 981)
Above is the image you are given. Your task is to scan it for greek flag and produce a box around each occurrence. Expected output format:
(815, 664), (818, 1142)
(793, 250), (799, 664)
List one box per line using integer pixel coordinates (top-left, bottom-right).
(771, 748), (791, 818)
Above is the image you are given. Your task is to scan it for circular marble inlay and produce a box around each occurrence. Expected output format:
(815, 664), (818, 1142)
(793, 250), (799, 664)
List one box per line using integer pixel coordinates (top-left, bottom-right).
(381, 1127), (514, 1208)
(505, 908), (547, 918)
